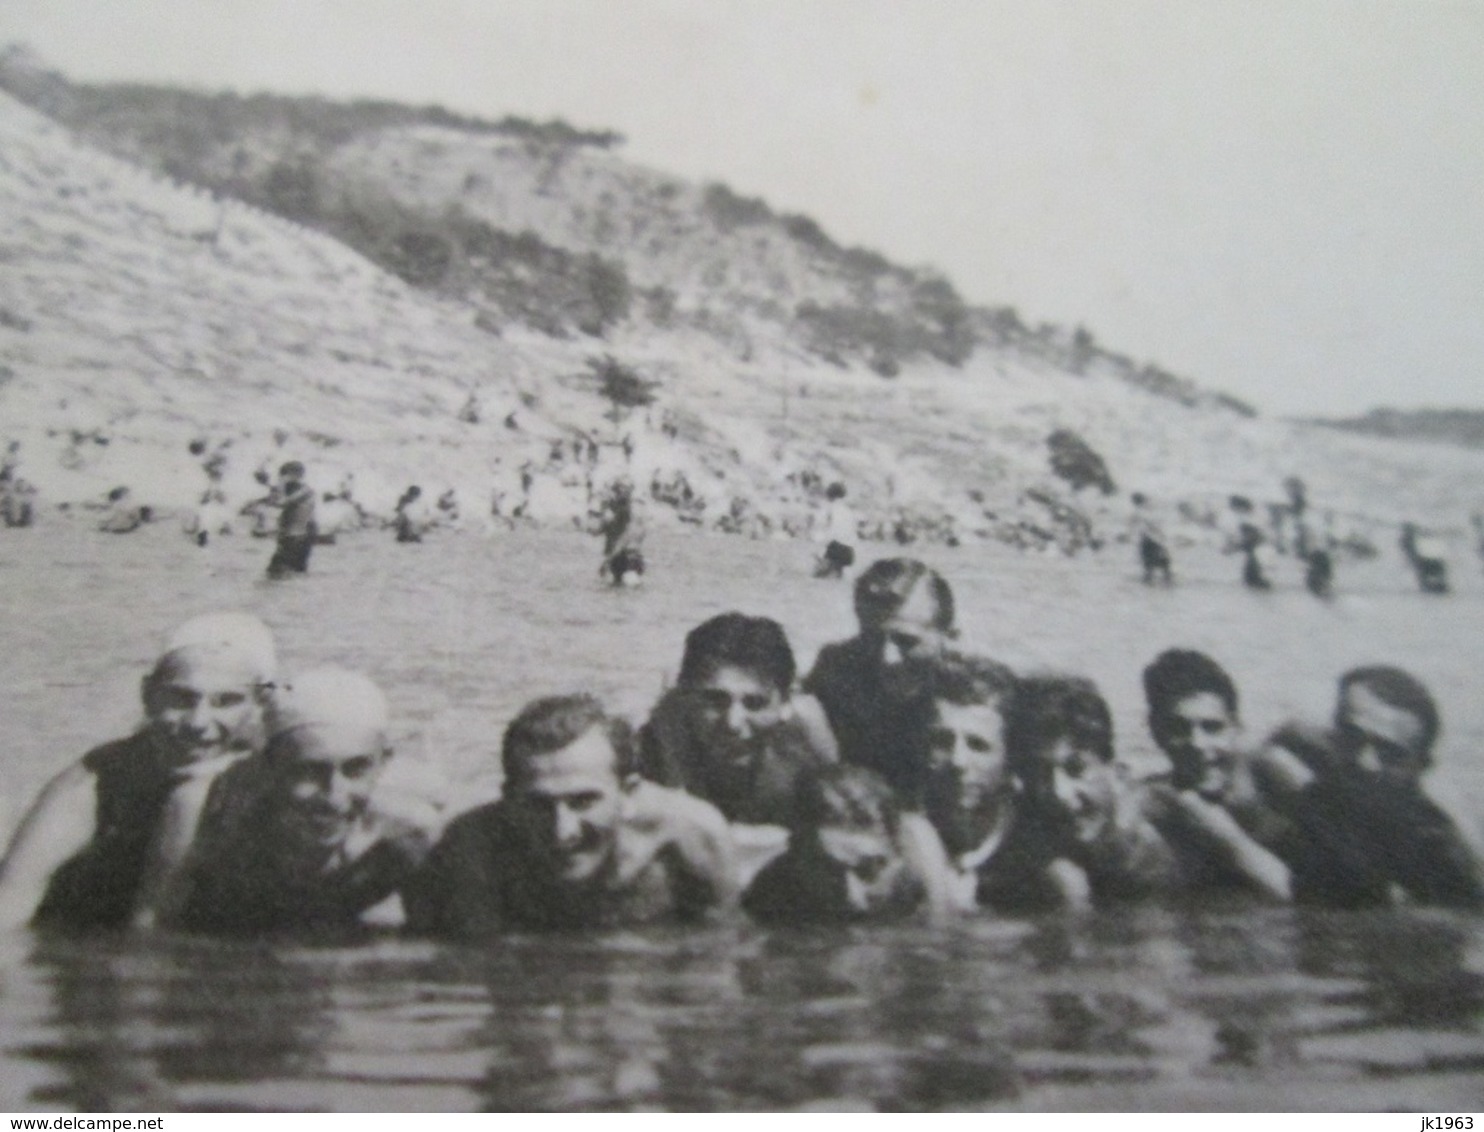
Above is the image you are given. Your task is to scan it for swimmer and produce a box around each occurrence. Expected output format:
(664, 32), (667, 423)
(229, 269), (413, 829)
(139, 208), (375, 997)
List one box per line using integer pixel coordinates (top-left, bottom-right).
(0, 613), (276, 931)
(1139, 650), (1290, 900)
(803, 558), (958, 801)
(639, 613), (837, 828)
(596, 479), (645, 586)
(1272, 666), (1482, 907)
(405, 694), (736, 936)
(394, 485), (433, 544)
(1130, 493), (1173, 586)
(911, 654), (1042, 912)
(98, 486), (147, 533)
(1400, 523), (1450, 595)
(1007, 675), (1180, 909)
(266, 461), (316, 579)
(743, 764), (953, 923)
(160, 668), (429, 936)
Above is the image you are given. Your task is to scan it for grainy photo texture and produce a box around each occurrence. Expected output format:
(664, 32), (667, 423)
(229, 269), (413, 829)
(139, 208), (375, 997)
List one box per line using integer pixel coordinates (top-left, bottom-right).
(0, 1), (1481, 1113)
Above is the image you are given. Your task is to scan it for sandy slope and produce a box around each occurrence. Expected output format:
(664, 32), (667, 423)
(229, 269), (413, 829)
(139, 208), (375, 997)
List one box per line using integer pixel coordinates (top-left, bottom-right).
(2, 91), (1482, 556)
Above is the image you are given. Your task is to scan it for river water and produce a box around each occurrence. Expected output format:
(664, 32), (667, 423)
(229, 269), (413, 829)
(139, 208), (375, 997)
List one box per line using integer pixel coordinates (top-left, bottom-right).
(1, 521), (1481, 1111)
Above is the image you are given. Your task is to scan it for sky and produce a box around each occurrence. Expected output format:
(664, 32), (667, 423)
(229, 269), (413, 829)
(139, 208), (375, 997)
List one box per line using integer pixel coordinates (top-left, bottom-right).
(2, 0), (1482, 417)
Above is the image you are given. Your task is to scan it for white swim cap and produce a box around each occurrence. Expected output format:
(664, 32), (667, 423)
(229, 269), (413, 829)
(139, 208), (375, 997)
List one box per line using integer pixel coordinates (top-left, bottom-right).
(268, 667), (389, 748)
(159, 611), (277, 684)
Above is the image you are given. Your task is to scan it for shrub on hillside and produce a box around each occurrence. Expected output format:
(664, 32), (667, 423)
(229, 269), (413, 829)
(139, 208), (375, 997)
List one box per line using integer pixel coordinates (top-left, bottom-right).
(1047, 429), (1116, 495)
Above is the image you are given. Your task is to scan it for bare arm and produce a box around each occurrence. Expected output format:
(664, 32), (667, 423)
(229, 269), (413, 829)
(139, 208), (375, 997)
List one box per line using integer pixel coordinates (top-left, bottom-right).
(0, 764), (97, 930)
(1165, 790), (1291, 902)
(897, 813), (960, 922)
(790, 694), (840, 762)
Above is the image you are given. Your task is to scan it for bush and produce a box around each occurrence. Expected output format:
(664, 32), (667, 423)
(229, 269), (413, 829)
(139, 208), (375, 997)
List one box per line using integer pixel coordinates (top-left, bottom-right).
(1047, 429), (1116, 495)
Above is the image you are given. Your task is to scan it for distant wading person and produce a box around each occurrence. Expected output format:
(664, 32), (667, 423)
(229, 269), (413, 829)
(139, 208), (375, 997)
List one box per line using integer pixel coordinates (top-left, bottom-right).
(0, 613), (277, 932)
(813, 482), (857, 580)
(1130, 493), (1173, 586)
(266, 461), (316, 579)
(596, 479), (645, 586)
(1400, 523), (1449, 595)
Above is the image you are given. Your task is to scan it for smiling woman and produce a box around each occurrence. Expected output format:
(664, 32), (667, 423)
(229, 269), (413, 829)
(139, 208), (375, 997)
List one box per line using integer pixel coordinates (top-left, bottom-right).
(0, 611), (277, 932)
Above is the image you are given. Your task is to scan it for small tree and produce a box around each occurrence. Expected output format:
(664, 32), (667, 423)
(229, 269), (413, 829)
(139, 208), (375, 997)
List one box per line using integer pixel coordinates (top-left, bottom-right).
(588, 355), (657, 425)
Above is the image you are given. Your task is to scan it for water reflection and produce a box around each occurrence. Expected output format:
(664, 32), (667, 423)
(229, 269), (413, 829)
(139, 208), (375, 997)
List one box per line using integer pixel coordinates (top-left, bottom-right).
(2, 903), (1482, 1110)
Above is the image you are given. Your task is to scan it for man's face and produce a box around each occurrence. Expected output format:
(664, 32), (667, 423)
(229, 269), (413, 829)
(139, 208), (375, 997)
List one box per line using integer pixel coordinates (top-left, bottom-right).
(1335, 682), (1428, 786)
(146, 653), (268, 767)
(274, 725), (387, 852)
(868, 583), (950, 700)
(817, 825), (906, 916)
(1151, 691), (1242, 799)
(690, 664), (785, 766)
(924, 698), (1011, 854)
(508, 726), (627, 886)
(1033, 737), (1119, 848)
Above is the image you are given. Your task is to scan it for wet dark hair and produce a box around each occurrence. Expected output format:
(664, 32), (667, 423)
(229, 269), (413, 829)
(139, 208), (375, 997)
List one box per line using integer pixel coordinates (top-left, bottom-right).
(1338, 665), (1440, 760)
(1008, 674), (1115, 779)
(923, 653), (1017, 712)
(501, 694), (639, 784)
(1143, 649), (1239, 720)
(677, 613), (796, 694)
(794, 764), (901, 838)
(853, 558), (954, 633)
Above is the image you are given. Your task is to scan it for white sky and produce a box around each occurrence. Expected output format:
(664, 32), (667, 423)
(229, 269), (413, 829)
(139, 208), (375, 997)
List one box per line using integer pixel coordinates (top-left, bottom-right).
(3, 0), (1482, 417)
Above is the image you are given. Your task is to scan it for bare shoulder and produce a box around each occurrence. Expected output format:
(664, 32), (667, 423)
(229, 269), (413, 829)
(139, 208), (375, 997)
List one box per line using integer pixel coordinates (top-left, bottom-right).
(788, 694), (839, 761)
(625, 780), (730, 843)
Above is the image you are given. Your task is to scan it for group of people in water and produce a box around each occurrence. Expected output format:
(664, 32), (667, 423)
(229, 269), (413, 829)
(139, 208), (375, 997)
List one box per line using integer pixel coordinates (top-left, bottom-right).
(0, 555), (1478, 941)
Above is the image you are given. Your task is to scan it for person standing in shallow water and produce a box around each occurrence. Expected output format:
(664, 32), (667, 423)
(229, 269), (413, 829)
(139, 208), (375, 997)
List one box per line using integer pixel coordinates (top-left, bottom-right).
(159, 668), (430, 936)
(266, 461), (316, 579)
(0, 613), (277, 931)
(595, 479), (645, 586)
(404, 694), (736, 936)
(803, 557), (959, 802)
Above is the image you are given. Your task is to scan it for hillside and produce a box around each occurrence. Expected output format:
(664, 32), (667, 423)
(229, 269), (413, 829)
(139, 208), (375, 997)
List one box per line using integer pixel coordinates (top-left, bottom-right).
(1309, 409), (1484, 453)
(1, 62), (1482, 563)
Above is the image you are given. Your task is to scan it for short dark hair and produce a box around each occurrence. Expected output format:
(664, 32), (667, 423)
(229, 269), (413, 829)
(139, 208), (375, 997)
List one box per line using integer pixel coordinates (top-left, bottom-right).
(501, 694), (638, 785)
(1338, 665), (1440, 759)
(794, 764), (901, 838)
(279, 461), (305, 478)
(1008, 674), (1115, 778)
(853, 558), (954, 633)
(677, 613), (796, 693)
(1143, 649), (1239, 719)
(923, 653), (1017, 712)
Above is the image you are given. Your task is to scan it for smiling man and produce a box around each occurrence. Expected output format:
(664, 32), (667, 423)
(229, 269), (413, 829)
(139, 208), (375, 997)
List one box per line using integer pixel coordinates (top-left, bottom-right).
(161, 667), (430, 936)
(406, 694), (737, 937)
(1006, 675), (1181, 909)
(1140, 649), (1291, 900)
(639, 612), (836, 828)
(0, 612), (276, 931)
(803, 557), (958, 801)
(1276, 666), (1482, 908)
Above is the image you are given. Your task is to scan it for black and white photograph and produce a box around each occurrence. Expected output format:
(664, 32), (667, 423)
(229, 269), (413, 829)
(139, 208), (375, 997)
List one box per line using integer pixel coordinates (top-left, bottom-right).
(0, 0), (1481, 1113)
